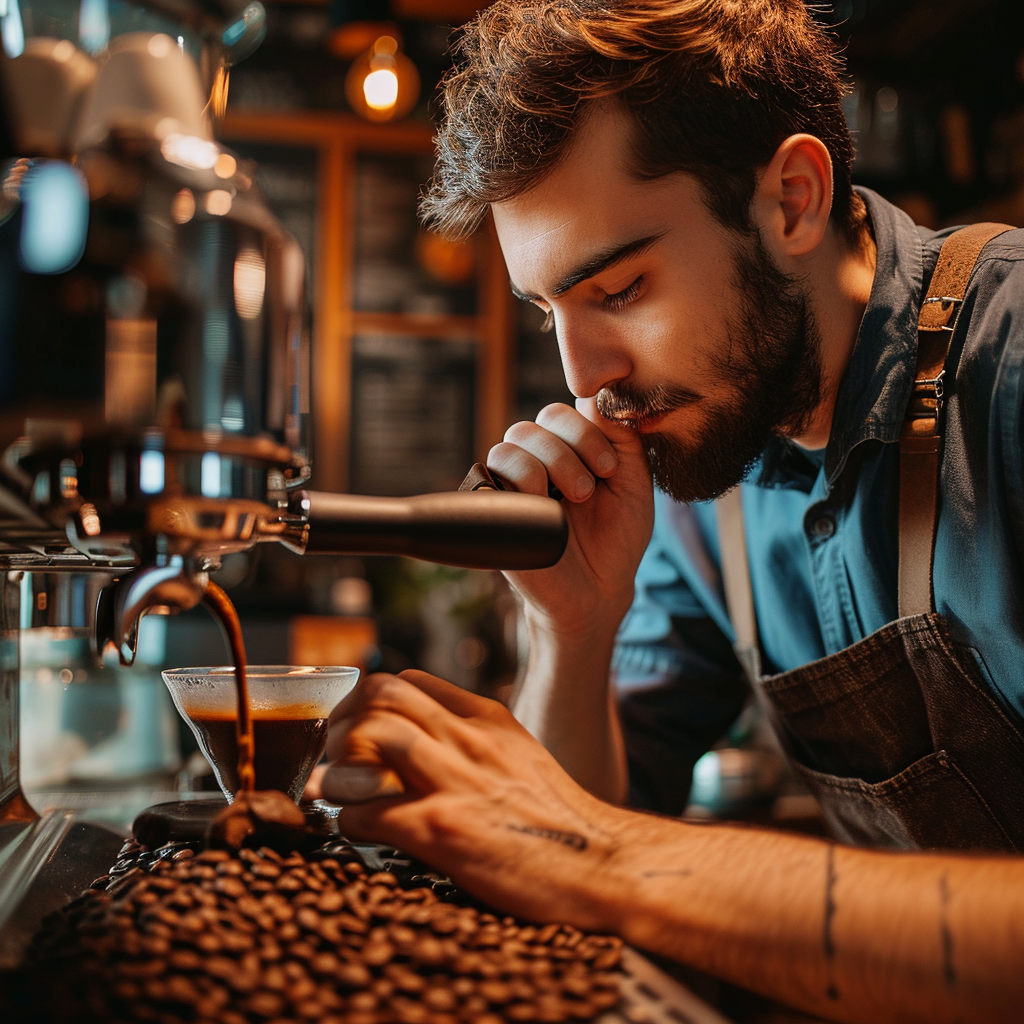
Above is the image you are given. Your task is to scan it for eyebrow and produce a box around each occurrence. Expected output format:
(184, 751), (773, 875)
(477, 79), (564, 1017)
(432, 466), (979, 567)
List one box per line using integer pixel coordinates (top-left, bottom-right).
(509, 232), (666, 302)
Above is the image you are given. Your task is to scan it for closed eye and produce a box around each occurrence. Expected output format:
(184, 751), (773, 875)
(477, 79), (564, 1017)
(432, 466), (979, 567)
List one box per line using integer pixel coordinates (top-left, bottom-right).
(603, 275), (645, 312)
(536, 273), (644, 333)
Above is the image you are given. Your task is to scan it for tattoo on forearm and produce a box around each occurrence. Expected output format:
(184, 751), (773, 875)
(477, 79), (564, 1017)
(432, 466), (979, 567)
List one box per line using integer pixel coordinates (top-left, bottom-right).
(507, 825), (588, 851)
(823, 844), (840, 1001)
(939, 872), (956, 988)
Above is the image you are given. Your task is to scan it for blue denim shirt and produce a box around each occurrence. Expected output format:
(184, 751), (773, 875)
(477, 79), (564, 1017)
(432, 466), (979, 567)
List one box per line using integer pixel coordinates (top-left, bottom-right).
(614, 190), (1024, 801)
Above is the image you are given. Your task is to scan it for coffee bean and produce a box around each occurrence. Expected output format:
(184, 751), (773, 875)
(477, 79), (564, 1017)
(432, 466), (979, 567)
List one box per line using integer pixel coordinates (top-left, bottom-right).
(480, 980), (513, 1004)
(296, 906), (321, 932)
(310, 952), (339, 976)
(214, 876), (247, 899)
(329, 961), (370, 990)
(387, 923), (418, 947)
(451, 977), (475, 997)
(560, 975), (593, 998)
(361, 940), (395, 967)
(424, 986), (458, 1012)
(247, 990), (285, 1017)
(316, 890), (345, 913)
(411, 935), (447, 967)
(195, 932), (223, 954)
(580, 992), (614, 1016)
(431, 914), (460, 935)
(290, 940), (317, 963)
(508, 979), (535, 1001)
(222, 930), (255, 953)
(139, 935), (170, 957)
(592, 949), (620, 971)
(536, 995), (572, 1023)
(385, 964), (426, 994)
(196, 850), (230, 864)
(390, 996), (430, 1023)
(462, 994), (491, 1017)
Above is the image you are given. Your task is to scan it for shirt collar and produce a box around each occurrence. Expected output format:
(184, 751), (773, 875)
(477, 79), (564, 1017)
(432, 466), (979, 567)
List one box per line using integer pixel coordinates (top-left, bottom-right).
(753, 188), (927, 492)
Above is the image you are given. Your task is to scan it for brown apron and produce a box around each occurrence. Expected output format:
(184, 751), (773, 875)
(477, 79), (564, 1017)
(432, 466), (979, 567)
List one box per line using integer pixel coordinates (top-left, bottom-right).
(717, 223), (1024, 851)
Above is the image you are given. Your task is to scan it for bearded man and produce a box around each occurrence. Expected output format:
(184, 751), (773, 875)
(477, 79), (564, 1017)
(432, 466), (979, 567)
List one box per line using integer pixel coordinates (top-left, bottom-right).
(310, 3), (1024, 1021)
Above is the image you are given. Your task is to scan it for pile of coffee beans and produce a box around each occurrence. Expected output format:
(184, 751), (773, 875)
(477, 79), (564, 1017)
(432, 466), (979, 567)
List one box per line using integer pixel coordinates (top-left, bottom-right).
(4, 840), (622, 1024)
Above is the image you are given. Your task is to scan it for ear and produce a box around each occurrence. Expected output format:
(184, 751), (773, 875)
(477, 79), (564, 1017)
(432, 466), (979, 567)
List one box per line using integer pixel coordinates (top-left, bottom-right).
(751, 134), (833, 260)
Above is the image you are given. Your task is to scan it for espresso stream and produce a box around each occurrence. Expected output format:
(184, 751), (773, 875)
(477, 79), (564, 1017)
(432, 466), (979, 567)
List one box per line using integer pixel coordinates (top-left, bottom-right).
(202, 581), (255, 794)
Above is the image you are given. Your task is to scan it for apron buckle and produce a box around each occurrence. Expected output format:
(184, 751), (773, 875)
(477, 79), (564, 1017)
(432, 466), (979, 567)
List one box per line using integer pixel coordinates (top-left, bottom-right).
(907, 369), (945, 426)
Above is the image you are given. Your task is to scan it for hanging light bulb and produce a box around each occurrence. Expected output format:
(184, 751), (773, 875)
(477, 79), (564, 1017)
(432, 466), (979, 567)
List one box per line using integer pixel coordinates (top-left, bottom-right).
(363, 67), (398, 110)
(362, 35), (398, 110)
(345, 33), (419, 122)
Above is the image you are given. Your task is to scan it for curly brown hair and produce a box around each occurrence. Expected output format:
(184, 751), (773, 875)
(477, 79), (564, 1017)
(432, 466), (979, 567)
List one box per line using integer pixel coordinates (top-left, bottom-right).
(420, 0), (863, 243)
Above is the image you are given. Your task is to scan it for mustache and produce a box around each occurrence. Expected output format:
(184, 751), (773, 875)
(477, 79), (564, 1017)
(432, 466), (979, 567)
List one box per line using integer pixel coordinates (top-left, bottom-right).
(596, 382), (701, 424)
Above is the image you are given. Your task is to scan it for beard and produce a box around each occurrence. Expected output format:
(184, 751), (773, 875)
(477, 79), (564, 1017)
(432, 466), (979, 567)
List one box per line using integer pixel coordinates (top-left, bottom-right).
(596, 233), (824, 503)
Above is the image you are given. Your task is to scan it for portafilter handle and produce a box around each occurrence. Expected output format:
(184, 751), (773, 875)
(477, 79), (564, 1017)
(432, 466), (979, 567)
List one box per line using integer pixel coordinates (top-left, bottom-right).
(290, 487), (568, 571)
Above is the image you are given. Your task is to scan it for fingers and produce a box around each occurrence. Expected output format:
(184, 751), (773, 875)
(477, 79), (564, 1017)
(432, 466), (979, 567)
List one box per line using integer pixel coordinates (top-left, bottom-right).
(394, 669), (507, 721)
(303, 763), (327, 801)
(320, 764), (405, 804)
(329, 670), (506, 741)
(487, 403), (619, 503)
(325, 672), (513, 768)
(334, 794), (427, 851)
(323, 703), (476, 802)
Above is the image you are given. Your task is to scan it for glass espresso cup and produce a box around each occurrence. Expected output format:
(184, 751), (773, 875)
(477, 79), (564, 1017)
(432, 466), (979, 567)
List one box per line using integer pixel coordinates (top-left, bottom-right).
(162, 665), (359, 802)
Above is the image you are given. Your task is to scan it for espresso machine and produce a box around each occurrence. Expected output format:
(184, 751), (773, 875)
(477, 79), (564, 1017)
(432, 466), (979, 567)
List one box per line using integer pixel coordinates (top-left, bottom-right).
(0, 0), (566, 958)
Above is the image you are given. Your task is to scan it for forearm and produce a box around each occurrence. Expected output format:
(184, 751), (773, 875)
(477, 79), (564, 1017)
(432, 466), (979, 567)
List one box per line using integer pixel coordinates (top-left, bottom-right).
(328, 671), (1024, 1024)
(511, 609), (627, 804)
(590, 814), (1024, 1024)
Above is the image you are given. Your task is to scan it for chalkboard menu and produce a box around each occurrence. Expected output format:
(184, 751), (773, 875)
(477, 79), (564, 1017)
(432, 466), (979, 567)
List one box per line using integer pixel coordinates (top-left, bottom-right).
(353, 153), (477, 316)
(349, 335), (476, 496)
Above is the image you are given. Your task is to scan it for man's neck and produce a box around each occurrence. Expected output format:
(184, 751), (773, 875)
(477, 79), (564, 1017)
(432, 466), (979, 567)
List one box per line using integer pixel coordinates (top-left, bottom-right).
(791, 218), (878, 450)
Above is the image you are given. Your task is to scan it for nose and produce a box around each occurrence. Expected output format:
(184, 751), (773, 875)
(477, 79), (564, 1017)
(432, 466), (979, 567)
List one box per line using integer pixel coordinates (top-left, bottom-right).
(555, 312), (631, 399)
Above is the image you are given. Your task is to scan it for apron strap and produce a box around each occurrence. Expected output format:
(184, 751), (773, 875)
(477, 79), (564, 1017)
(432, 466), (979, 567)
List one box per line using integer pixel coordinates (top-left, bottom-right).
(715, 486), (761, 680)
(898, 222), (1013, 618)
(716, 221), (1014, 677)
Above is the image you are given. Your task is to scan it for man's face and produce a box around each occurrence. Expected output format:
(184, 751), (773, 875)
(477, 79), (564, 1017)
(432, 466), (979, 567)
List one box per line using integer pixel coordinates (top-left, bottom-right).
(492, 103), (823, 502)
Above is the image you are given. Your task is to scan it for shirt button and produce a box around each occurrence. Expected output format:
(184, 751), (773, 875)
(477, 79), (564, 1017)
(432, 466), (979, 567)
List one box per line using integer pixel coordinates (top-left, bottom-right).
(810, 515), (836, 539)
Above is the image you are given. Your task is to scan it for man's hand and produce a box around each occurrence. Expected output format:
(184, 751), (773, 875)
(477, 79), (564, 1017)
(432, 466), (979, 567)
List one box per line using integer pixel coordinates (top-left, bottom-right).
(309, 668), (627, 929)
(488, 398), (654, 637)
(308, 669), (1024, 1024)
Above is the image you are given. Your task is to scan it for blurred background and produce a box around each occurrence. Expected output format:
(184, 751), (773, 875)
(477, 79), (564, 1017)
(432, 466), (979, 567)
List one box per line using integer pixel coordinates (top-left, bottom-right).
(17, 0), (1024, 807)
